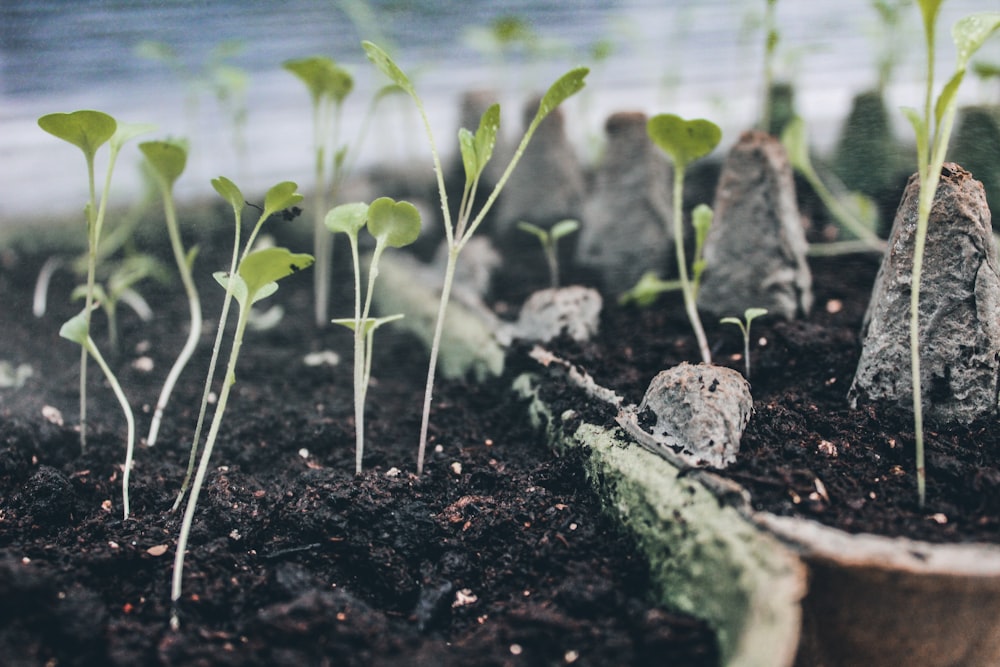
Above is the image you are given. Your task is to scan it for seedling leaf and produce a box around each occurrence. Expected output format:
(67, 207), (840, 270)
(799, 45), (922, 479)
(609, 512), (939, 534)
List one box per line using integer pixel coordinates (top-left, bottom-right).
(550, 219), (580, 242)
(361, 41), (415, 97)
(264, 181), (303, 216)
(110, 122), (157, 152)
(367, 197), (421, 248)
(211, 176), (244, 212)
(952, 13), (1000, 70)
(59, 311), (90, 345)
(537, 67), (589, 120)
(140, 141), (188, 187)
(934, 70), (965, 130)
(474, 103), (501, 173)
(325, 202), (369, 236)
(283, 56), (354, 104)
(238, 247), (314, 301)
(647, 114), (722, 169)
(459, 128), (477, 183)
(38, 110), (116, 159)
(331, 313), (404, 335)
(214, 271), (248, 306)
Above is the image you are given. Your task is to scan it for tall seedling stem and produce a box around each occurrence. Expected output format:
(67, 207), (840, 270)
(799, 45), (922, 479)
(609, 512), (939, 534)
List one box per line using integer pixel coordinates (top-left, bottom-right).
(903, 4), (999, 506)
(362, 40), (588, 474)
(140, 141), (202, 448)
(37, 111), (154, 447)
(647, 114), (722, 364)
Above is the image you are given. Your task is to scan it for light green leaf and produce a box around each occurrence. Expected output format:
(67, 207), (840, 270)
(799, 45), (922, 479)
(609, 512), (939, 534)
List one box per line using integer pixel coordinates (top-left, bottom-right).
(331, 313), (404, 335)
(283, 56), (354, 104)
(536, 67), (589, 120)
(780, 116), (811, 174)
(647, 114), (722, 169)
(139, 140), (188, 187)
(917, 0), (945, 45)
(458, 128), (477, 184)
(517, 221), (547, 242)
(325, 202), (369, 236)
(719, 317), (744, 328)
(934, 70), (966, 130)
(238, 247), (314, 301)
(901, 106), (928, 163)
(212, 176), (244, 212)
(110, 122), (157, 152)
(473, 103), (501, 173)
(214, 270), (248, 305)
(692, 204), (713, 245)
(952, 13), (1000, 70)
(744, 307), (769, 323)
(367, 197), (421, 249)
(550, 219), (580, 241)
(59, 310), (91, 345)
(361, 41), (415, 97)
(38, 110), (117, 160)
(263, 181), (303, 216)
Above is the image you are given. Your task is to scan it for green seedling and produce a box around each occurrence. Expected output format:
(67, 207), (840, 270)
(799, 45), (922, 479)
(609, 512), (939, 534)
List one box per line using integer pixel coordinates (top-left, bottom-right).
(172, 178), (303, 511)
(283, 56), (354, 327)
(59, 308), (136, 521)
(517, 219), (579, 288)
(363, 40), (588, 474)
(618, 271), (683, 307)
(647, 115), (721, 364)
(761, 0), (780, 133)
(70, 254), (169, 353)
(901, 5), (1000, 507)
(782, 117), (886, 255)
(171, 246), (313, 630)
(721, 308), (769, 379)
(140, 140), (203, 448)
(327, 197), (420, 474)
(871, 0), (913, 97)
(37, 110), (154, 447)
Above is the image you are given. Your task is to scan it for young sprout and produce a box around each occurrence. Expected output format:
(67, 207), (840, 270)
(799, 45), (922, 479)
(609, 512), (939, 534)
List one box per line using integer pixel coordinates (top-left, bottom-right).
(140, 140), (202, 448)
(720, 308), (769, 379)
(37, 110), (154, 447)
(171, 246), (313, 630)
(59, 308), (136, 520)
(283, 56), (354, 327)
(327, 197), (421, 474)
(782, 117), (886, 255)
(618, 271), (683, 307)
(646, 115), (722, 364)
(362, 40), (588, 474)
(901, 5), (1000, 507)
(517, 219), (579, 288)
(172, 179), (303, 511)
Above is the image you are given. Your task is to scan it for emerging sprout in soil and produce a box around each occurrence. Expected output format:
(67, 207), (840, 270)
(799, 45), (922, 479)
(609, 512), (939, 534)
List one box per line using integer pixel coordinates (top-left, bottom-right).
(172, 179), (303, 511)
(37, 110), (154, 447)
(646, 112), (721, 364)
(59, 308), (136, 521)
(517, 219), (579, 288)
(140, 140), (203, 448)
(782, 117), (886, 255)
(901, 5), (1000, 507)
(721, 308), (769, 379)
(171, 246), (313, 631)
(283, 56), (354, 327)
(327, 197), (420, 474)
(362, 40), (588, 475)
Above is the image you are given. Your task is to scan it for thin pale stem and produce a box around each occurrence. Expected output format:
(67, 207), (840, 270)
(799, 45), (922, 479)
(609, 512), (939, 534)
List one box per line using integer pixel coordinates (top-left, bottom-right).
(313, 97), (333, 327)
(672, 168), (711, 364)
(171, 305), (249, 630)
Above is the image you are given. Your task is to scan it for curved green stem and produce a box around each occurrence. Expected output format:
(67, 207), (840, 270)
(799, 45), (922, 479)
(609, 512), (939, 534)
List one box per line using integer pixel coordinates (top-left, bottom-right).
(672, 167), (711, 364)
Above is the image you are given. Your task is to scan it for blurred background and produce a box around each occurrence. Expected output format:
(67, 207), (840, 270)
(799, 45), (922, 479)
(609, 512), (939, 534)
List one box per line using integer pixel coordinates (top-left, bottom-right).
(1, 0), (997, 224)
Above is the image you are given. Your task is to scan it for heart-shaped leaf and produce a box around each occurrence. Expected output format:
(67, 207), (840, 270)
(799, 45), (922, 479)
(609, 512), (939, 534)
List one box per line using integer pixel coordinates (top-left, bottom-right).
(647, 114), (721, 169)
(38, 110), (117, 160)
(367, 197), (421, 249)
(263, 181), (303, 217)
(325, 202), (369, 237)
(140, 140), (188, 187)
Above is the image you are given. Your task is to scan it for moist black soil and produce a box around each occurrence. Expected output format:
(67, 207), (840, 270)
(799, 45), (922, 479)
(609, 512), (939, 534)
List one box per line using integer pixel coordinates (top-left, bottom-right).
(526, 251), (1000, 545)
(0, 220), (718, 666)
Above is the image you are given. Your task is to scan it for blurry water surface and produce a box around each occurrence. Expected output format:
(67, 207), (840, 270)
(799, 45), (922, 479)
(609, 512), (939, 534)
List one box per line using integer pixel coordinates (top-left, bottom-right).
(1, 0), (996, 223)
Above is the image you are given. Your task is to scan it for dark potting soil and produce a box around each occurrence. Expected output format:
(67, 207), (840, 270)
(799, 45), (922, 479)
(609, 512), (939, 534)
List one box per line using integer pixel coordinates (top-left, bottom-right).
(0, 224), (719, 667)
(515, 252), (1000, 546)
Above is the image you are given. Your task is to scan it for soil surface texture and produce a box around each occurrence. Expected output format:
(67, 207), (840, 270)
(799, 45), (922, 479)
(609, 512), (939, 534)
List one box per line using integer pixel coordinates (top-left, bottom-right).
(0, 221), (719, 667)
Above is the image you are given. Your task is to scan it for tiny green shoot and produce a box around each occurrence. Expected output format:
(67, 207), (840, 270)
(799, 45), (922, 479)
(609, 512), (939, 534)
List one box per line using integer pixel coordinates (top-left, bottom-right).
(720, 308), (769, 379)
(362, 40), (588, 475)
(172, 179), (303, 511)
(618, 271), (683, 307)
(901, 5), (1000, 507)
(59, 308), (136, 520)
(327, 197), (420, 474)
(647, 115), (721, 364)
(517, 219), (579, 288)
(140, 140), (203, 448)
(171, 246), (313, 630)
(37, 110), (154, 447)
(283, 56), (354, 327)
